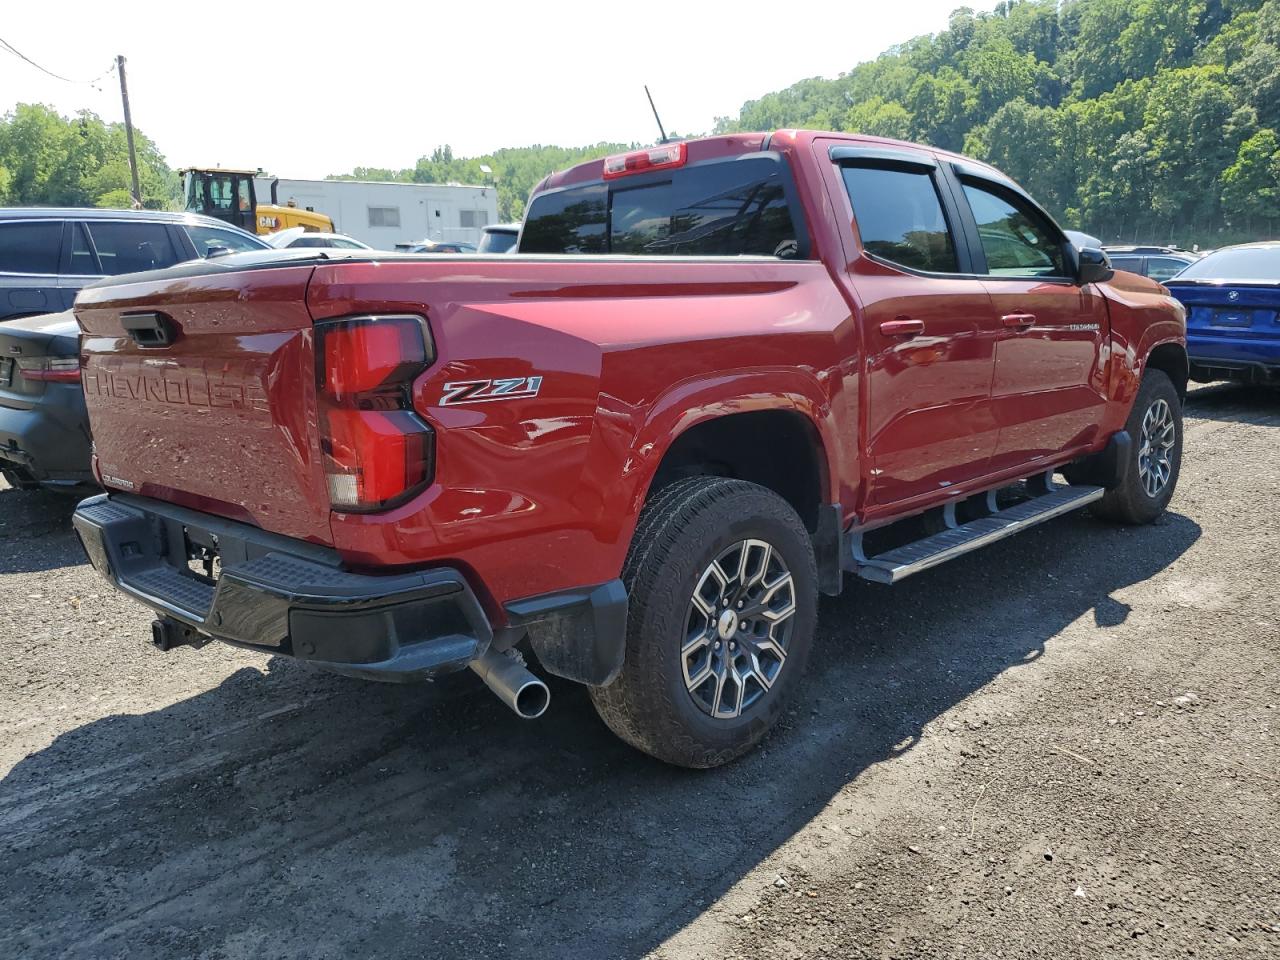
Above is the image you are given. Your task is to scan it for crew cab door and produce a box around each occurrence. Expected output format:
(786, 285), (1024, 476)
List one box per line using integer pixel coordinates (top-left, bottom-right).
(946, 169), (1108, 471)
(824, 146), (1002, 511)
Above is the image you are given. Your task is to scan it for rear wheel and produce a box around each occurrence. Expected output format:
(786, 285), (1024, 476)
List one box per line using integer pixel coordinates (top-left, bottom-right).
(590, 477), (818, 768)
(1093, 369), (1182, 525)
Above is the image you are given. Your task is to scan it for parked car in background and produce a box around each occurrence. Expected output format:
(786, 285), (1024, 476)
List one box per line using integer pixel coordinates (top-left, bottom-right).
(0, 310), (88, 491)
(1104, 245), (1199, 282)
(1164, 241), (1280, 384)
(267, 228), (372, 250)
(72, 130), (1186, 768)
(477, 223), (520, 254)
(395, 239), (478, 254)
(0, 208), (270, 322)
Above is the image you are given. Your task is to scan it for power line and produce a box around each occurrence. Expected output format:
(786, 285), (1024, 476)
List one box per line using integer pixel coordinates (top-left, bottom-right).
(0, 35), (115, 87)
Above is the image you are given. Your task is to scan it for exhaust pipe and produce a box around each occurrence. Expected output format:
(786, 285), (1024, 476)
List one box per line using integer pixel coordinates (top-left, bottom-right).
(468, 648), (550, 719)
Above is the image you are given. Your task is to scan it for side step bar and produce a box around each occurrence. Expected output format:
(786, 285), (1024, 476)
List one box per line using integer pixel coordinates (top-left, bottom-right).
(853, 481), (1105, 585)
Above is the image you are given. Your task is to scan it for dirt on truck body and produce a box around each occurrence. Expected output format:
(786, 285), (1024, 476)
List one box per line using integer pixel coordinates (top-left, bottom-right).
(71, 130), (1187, 767)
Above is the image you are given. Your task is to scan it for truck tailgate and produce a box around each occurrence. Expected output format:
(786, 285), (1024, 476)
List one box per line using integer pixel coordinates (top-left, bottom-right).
(75, 263), (333, 544)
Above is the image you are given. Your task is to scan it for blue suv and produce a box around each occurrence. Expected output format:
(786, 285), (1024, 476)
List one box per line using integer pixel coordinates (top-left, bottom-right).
(0, 208), (269, 322)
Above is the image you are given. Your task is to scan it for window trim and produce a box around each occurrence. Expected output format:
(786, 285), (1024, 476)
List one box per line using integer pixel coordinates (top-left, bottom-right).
(943, 164), (1080, 285)
(836, 157), (976, 277)
(521, 151), (813, 260)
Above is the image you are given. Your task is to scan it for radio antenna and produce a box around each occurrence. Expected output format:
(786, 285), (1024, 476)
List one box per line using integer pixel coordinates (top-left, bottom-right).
(645, 85), (669, 144)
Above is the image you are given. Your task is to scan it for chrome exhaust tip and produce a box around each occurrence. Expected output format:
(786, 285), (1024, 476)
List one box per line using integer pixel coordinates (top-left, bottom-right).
(468, 647), (550, 719)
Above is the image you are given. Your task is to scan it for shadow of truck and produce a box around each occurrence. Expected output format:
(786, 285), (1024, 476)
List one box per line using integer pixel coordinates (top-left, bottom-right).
(0, 508), (1200, 960)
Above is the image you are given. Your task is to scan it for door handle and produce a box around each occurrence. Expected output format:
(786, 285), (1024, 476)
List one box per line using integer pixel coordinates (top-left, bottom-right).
(879, 318), (925, 338)
(1001, 312), (1037, 329)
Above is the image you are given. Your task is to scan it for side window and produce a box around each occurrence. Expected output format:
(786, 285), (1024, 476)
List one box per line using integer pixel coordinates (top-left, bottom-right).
(1107, 255), (1144, 275)
(840, 165), (958, 273)
(85, 222), (182, 275)
(0, 221), (63, 274)
(187, 224), (264, 257)
(961, 181), (1066, 278)
(1146, 256), (1189, 281)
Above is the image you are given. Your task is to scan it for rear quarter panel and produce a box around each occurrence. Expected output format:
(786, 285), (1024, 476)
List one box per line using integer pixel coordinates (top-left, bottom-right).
(308, 257), (853, 613)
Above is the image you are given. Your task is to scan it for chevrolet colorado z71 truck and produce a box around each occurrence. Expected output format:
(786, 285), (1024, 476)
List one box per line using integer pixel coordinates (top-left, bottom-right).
(71, 131), (1187, 768)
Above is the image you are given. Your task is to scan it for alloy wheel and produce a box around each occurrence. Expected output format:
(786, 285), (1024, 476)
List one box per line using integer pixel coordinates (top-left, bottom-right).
(1137, 397), (1176, 498)
(682, 538), (796, 719)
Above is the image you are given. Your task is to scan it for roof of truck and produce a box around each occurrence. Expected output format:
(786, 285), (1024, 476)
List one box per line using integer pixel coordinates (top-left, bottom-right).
(534, 129), (1008, 194)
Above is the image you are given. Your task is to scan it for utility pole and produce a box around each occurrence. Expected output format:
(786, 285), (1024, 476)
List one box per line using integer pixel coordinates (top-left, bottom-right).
(116, 55), (142, 208)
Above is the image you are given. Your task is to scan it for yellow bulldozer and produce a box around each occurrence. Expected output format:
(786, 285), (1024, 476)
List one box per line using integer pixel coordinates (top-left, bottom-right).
(180, 167), (333, 236)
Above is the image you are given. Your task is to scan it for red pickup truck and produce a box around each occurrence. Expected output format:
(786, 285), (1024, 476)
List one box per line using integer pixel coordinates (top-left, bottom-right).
(72, 131), (1187, 767)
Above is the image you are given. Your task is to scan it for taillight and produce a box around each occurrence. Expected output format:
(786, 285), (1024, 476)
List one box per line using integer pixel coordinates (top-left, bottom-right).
(17, 357), (81, 383)
(315, 315), (434, 512)
(602, 142), (687, 179)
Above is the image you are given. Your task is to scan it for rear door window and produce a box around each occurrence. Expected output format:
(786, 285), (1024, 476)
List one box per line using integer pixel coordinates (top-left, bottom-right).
(1146, 256), (1189, 281)
(1108, 255), (1144, 275)
(0, 221), (63, 274)
(520, 156), (802, 258)
(187, 224), (264, 257)
(840, 165), (958, 273)
(86, 221), (183, 275)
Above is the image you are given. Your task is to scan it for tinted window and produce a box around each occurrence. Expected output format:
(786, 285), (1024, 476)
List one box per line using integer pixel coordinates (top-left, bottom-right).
(521, 157), (801, 258)
(520, 183), (608, 254)
(289, 237), (332, 248)
(962, 182), (1066, 278)
(86, 222), (182, 275)
(1108, 255), (1144, 274)
(1146, 256), (1190, 281)
(0, 221), (62, 274)
(187, 224), (264, 257)
(1175, 247), (1280, 282)
(841, 165), (957, 273)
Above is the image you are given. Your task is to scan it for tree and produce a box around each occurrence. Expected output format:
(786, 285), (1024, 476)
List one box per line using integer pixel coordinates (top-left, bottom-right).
(0, 103), (178, 209)
(1221, 128), (1280, 226)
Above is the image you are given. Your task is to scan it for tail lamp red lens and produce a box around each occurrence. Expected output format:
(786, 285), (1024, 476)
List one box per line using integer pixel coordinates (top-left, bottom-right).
(602, 142), (687, 179)
(315, 315), (434, 512)
(17, 357), (81, 383)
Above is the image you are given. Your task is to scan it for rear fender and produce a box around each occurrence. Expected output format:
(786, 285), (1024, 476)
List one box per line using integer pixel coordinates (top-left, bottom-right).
(604, 368), (839, 541)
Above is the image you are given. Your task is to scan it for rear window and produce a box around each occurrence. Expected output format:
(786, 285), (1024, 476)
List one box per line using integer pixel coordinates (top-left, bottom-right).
(0, 221), (62, 274)
(520, 156), (802, 258)
(86, 221), (182, 275)
(1174, 247), (1280, 283)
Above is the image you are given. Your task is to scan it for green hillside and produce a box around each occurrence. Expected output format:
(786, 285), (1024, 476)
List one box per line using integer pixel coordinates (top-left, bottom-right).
(712, 0), (1280, 246)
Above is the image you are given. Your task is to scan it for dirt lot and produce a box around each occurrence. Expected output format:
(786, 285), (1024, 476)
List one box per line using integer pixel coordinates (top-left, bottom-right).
(0, 382), (1277, 960)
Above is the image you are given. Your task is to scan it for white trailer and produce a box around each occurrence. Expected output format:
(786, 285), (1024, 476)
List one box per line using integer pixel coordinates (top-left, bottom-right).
(254, 177), (499, 250)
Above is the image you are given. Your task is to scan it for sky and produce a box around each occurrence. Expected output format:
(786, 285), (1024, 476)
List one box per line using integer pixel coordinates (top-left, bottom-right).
(0, 0), (967, 179)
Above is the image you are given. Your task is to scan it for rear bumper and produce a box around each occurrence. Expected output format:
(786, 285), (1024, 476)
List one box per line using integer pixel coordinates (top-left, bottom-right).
(71, 493), (629, 685)
(0, 387), (93, 485)
(72, 493), (492, 681)
(1187, 332), (1280, 382)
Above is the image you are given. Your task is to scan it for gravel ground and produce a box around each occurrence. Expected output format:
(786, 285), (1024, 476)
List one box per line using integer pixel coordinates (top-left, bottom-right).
(0, 382), (1277, 960)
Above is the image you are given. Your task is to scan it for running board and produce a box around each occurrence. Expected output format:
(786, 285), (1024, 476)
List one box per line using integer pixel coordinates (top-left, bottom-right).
(854, 483), (1105, 585)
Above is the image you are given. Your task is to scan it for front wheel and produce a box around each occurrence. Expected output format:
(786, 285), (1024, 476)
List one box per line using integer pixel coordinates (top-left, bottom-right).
(1093, 369), (1183, 525)
(590, 477), (818, 768)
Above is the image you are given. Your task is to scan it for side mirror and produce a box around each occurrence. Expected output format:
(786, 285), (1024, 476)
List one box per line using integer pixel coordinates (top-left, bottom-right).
(205, 243), (233, 259)
(1076, 246), (1113, 285)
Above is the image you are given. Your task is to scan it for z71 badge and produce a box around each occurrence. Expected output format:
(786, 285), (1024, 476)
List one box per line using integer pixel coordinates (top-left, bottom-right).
(440, 376), (543, 406)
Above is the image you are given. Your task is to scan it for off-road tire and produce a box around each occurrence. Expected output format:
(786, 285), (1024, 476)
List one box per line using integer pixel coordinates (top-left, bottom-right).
(589, 477), (818, 768)
(1093, 369), (1182, 525)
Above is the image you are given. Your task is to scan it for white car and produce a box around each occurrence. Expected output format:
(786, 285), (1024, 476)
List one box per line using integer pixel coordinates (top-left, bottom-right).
(267, 228), (371, 250)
